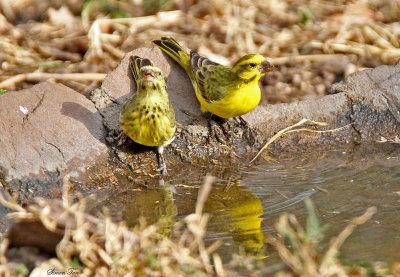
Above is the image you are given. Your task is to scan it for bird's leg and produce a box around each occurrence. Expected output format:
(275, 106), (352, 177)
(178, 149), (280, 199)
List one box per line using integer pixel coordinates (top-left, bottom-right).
(238, 116), (255, 145)
(156, 146), (168, 175)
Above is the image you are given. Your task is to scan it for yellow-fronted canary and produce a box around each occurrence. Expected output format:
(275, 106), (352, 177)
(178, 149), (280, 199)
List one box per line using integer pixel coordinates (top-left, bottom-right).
(120, 56), (176, 175)
(153, 37), (274, 121)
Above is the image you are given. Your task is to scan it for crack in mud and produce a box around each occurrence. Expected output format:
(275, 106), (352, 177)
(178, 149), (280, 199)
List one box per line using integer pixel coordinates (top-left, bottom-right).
(46, 142), (66, 164)
(23, 93), (45, 124)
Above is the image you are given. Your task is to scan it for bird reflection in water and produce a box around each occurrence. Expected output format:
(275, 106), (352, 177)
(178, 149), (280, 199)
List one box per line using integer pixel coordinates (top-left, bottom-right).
(204, 184), (267, 259)
(122, 182), (177, 237)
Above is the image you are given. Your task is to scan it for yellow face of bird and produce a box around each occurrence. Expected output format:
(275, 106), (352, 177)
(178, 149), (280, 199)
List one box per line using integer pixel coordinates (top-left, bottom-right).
(232, 54), (274, 81)
(138, 66), (165, 90)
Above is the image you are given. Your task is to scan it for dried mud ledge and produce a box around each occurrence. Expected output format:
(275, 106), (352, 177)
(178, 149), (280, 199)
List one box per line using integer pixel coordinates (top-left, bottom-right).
(0, 48), (399, 208)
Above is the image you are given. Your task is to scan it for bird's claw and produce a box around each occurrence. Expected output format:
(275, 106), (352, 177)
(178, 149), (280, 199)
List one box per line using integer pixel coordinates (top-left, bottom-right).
(156, 164), (168, 176)
(209, 119), (227, 144)
(117, 132), (128, 146)
(238, 116), (255, 145)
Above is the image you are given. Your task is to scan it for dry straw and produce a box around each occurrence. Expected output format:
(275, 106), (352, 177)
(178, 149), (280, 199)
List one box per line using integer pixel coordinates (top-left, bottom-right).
(0, 175), (229, 276)
(0, 175), (394, 276)
(250, 119), (351, 163)
(1, 0), (399, 93)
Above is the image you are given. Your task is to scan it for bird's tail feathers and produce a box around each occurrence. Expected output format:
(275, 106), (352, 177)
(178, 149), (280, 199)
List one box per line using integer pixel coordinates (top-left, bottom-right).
(129, 56), (152, 86)
(153, 37), (191, 72)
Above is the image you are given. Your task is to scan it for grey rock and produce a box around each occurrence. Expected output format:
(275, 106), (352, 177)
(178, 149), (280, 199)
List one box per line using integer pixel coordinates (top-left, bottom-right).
(244, 59), (400, 152)
(0, 82), (108, 184)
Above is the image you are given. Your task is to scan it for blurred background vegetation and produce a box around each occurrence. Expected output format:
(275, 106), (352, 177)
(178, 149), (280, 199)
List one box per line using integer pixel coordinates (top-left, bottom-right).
(0, 0), (399, 102)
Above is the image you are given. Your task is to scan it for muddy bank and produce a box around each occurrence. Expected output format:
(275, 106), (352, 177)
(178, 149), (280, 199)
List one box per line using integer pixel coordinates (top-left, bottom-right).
(0, 48), (399, 225)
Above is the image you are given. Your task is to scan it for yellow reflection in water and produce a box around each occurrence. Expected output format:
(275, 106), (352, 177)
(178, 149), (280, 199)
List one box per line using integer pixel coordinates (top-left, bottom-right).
(122, 185), (177, 237)
(204, 184), (267, 258)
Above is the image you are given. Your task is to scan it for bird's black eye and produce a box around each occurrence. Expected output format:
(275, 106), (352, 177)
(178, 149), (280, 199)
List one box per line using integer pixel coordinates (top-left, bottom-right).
(249, 63), (256, 68)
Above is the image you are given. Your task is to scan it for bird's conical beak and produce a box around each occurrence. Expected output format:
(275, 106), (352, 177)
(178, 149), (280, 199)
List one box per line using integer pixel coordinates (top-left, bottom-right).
(261, 60), (274, 73)
(143, 69), (155, 82)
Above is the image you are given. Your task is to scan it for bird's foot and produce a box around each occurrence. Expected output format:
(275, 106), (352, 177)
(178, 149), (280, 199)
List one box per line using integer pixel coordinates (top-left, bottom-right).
(209, 119), (227, 144)
(156, 164), (168, 176)
(238, 116), (255, 145)
(117, 132), (128, 146)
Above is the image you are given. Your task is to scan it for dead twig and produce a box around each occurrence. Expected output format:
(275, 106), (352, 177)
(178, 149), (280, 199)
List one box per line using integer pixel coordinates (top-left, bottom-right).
(0, 73), (106, 89)
(88, 11), (183, 57)
(250, 119), (351, 163)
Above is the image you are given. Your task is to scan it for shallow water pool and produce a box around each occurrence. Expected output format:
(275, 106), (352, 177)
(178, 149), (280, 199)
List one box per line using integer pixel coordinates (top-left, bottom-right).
(98, 143), (400, 264)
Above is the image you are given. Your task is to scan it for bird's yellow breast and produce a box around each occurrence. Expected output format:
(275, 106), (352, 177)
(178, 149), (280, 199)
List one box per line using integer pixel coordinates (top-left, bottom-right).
(120, 95), (175, 147)
(196, 82), (261, 119)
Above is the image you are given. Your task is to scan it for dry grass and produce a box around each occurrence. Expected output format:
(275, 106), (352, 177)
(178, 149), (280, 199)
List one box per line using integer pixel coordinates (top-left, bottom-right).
(0, 175), (230, 276)
(0, 176), (398, 276)
(0, 0), (399, 101)
(267, 200), (377, 276)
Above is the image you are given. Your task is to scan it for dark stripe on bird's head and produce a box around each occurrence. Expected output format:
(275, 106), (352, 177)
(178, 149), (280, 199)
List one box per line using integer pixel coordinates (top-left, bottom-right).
(243, 74), (257, 84)
(233, 54), (264, 67)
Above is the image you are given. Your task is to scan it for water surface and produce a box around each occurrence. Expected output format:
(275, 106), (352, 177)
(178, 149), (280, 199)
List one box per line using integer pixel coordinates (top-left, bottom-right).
(97, 143), (400, 263)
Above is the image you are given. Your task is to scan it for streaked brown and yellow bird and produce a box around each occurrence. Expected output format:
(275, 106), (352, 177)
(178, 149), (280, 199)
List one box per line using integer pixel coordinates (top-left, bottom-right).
(153, 37), (274, 127)
(119, 56), (176, 175)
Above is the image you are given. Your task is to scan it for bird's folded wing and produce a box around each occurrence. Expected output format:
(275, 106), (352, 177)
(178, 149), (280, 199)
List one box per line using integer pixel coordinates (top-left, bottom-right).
(190, 51), (226, 102)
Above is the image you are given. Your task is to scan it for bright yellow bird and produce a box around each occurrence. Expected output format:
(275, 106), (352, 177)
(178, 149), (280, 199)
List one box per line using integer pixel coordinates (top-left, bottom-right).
(120, 56), (176, 175)
(153, 37), (274, 121)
